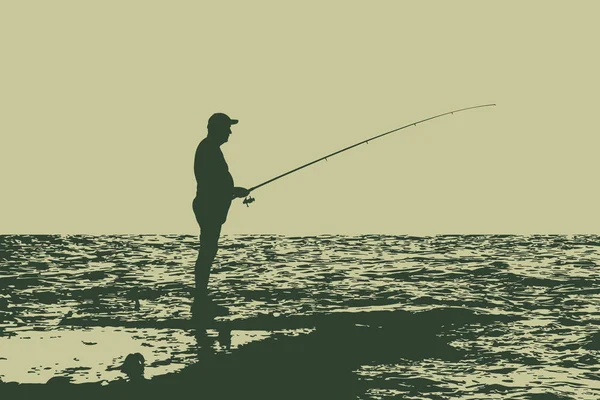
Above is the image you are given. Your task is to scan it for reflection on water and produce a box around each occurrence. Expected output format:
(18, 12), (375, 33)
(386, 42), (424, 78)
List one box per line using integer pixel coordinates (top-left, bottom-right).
(1, 234), (600, 398)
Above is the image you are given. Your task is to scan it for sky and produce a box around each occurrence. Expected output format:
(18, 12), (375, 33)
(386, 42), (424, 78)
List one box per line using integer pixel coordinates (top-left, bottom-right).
(1, 1), (599, 235)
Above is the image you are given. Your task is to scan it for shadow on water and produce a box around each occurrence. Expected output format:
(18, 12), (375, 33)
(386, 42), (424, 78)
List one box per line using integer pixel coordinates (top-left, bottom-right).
(1, 308), (517, 399)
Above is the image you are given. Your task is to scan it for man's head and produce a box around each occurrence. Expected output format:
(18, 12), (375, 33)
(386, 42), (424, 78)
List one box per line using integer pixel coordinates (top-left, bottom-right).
(207, 113), (238, 145)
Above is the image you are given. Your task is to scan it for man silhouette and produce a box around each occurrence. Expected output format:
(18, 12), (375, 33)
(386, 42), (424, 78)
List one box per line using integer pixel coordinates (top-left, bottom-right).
(192, 113), (248, 320)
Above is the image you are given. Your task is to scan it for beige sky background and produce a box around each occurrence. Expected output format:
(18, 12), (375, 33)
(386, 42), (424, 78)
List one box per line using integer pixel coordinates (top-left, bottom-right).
(1, 1), (598, 235)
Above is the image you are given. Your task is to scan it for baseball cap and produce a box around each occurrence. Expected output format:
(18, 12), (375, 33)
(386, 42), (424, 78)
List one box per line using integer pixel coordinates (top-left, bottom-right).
(208, 113), (239, 127)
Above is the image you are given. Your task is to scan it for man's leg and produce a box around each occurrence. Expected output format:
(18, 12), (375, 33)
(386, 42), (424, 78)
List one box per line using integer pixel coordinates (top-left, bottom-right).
(194, 223), (222, 306)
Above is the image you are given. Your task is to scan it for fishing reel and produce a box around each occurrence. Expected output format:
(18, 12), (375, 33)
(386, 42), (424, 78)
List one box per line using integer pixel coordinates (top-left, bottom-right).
(243, 196), (256, 207)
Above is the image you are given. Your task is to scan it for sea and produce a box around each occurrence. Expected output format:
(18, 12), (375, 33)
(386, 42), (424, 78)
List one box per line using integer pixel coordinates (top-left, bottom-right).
(1, 234), (599, 399)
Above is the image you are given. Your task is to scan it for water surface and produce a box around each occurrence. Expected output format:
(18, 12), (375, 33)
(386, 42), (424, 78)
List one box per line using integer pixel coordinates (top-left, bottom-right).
(1, 234), (599, 398)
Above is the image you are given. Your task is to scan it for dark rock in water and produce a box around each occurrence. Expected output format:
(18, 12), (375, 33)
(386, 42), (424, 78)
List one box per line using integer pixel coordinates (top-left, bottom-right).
(121, 353), (145, 381)
(46, 376), (72, 385)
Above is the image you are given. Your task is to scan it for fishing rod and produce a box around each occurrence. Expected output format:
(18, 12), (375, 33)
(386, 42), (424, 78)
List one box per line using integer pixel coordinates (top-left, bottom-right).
(242, 103), (496, 206)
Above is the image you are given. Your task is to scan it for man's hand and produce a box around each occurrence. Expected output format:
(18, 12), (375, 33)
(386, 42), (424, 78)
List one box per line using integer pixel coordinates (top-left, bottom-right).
(233, 187), (250, 199)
